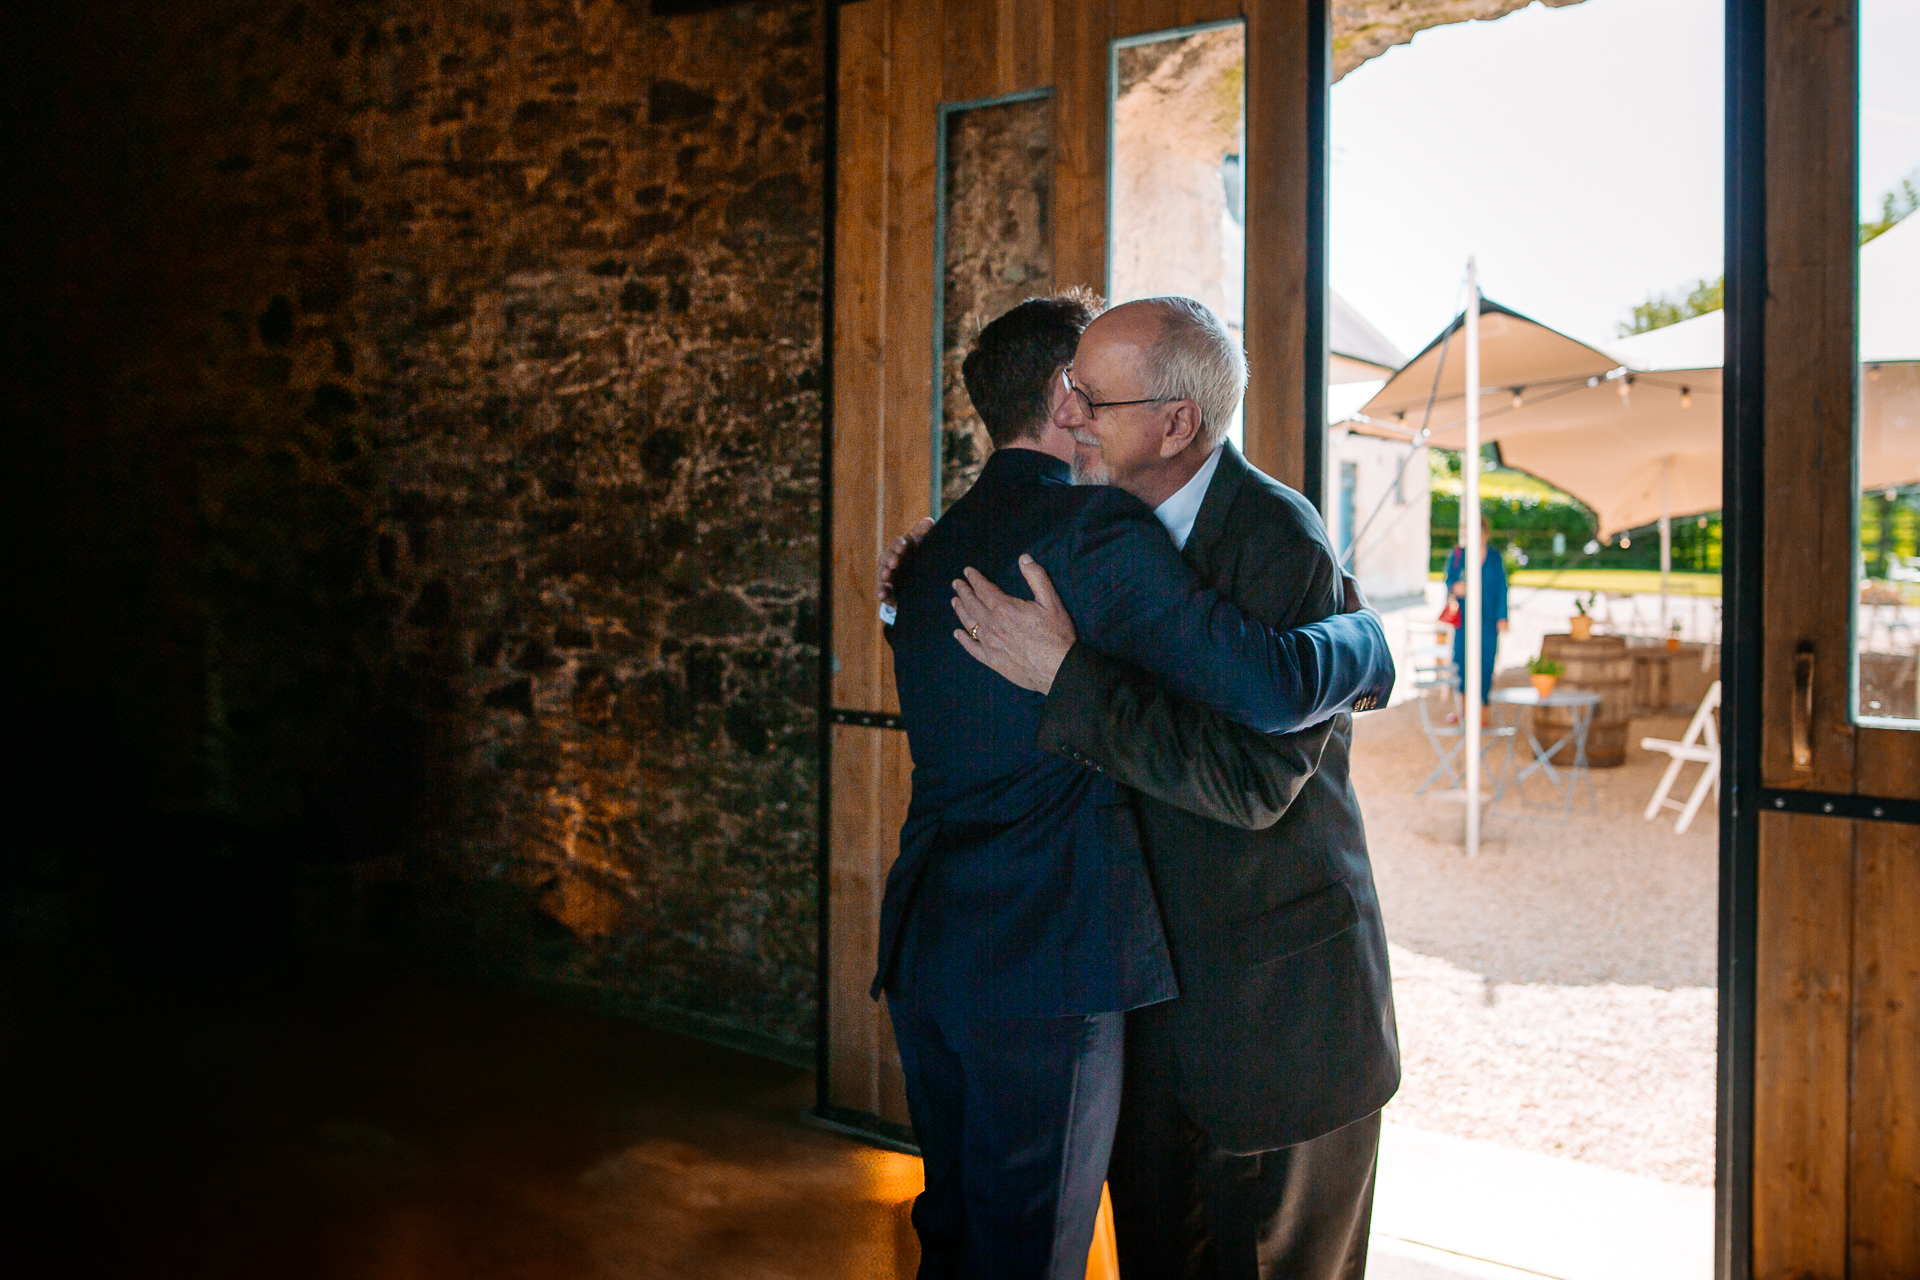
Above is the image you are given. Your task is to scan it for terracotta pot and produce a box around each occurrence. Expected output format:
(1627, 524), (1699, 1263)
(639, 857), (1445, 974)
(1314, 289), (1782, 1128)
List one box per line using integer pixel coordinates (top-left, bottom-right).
(1531, 674), (1559, 698)
(1667, 636), (1682, 652)
(1569, 616), (1594, 640)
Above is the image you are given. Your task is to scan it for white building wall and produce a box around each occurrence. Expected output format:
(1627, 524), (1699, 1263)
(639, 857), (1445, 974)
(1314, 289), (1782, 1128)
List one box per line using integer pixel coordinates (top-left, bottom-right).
(1328, 428), (1431, 606)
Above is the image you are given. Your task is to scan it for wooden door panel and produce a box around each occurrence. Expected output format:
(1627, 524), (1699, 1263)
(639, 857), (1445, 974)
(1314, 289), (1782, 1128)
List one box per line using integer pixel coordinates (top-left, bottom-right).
(1752, 812), (1853, 1278)
(1243, 0), (1315, 492)
(831, 0), (890, 717)
(826, 722), (884, 1114)
(881, 0), (941, 558)
(1850, 819), (1920, 1277)
(1048, 0), (1107, 293)
(1857, 726), (1920, 802)
(825, 0), (1326, 1140)
(941, 0), (1055, 102)
(1752, 5), (1920, 1264)
(1114, 0), (1240, 34)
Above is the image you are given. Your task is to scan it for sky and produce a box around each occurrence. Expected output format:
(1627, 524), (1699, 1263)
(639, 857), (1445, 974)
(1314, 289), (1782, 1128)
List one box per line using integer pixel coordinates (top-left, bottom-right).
(1329, 0), (1920, 360)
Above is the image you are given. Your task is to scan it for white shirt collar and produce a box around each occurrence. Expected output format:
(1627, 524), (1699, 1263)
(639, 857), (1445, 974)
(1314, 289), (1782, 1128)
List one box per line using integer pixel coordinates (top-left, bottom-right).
(1152, 444), (1223, 551)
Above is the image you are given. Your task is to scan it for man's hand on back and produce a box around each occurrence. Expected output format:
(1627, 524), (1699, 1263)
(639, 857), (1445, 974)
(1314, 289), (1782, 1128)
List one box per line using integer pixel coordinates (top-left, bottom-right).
(1342, 572), (1367, 615)
(878, 517), (936, 610)
(950, 557), (1078, 695)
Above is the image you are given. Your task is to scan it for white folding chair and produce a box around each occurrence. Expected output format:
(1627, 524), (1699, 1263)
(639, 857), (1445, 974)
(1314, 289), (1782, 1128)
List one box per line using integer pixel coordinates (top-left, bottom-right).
(1409, 620), (1514, 796)
(1641, 680), (1721, 833)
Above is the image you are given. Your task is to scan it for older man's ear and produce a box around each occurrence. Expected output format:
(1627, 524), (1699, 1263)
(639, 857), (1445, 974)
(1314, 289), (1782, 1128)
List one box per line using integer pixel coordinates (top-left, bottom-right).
(1341, 572), (1368, 615)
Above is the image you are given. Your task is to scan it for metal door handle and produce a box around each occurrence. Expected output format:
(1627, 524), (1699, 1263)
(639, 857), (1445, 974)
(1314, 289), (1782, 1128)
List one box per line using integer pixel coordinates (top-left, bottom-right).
(1792, 645), (1814, 771)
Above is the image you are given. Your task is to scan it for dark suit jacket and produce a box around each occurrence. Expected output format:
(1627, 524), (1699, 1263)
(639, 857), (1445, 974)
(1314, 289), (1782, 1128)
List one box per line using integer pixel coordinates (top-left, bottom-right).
(1038, 444), (1402, 1150)
(875, 447), (1394, 1020)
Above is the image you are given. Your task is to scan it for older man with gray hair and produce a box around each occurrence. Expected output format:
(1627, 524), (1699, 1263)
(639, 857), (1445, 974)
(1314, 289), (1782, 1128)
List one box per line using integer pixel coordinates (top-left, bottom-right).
(958, 295), (1401, 1280)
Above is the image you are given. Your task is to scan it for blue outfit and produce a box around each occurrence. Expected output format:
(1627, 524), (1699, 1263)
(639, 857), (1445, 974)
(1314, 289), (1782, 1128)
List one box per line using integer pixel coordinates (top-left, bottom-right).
(879, 447), (1394, 1278)
(1445, 543), (1509, 701)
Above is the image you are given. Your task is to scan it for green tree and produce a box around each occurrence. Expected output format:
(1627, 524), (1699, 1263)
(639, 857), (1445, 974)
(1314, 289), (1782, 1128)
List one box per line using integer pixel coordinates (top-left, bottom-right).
(1616, 174), (1918, 338)
(1860, 172), (1920, 245)
(1619, 276), (1723, 337)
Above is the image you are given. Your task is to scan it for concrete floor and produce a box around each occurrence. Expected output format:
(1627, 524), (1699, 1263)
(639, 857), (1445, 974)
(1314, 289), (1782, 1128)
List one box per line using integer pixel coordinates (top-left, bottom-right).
(2, 958), (921, 1280)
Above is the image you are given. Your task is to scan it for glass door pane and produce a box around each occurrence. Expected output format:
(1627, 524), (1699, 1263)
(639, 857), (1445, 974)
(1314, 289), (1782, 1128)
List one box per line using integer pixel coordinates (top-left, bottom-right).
(1854, 0), (1920, 725)
(935, 90), (1055, 512)
(1109, 21), (1247, 447)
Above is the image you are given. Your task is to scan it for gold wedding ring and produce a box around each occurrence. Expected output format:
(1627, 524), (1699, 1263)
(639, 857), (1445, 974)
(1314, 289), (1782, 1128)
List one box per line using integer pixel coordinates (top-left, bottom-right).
(969, 623), (981, 640)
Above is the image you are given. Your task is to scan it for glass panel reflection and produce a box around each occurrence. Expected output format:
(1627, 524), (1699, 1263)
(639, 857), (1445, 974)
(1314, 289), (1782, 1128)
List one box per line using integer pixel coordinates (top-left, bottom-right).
(1110, 21), (1246, 444)
(1855, 0), (1920, 724)
(938, 93), (1054, 511)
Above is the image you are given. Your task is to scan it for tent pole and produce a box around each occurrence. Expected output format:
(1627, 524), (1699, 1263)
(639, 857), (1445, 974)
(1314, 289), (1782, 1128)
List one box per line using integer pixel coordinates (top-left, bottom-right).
(1464, 260), (1482, 858)
(1660, 456), (1672, 638)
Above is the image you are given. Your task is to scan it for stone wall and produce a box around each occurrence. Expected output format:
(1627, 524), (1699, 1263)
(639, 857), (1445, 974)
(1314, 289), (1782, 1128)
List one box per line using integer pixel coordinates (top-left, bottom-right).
(1334, 0), (1589, 81)
(2, 0), (824, 1053)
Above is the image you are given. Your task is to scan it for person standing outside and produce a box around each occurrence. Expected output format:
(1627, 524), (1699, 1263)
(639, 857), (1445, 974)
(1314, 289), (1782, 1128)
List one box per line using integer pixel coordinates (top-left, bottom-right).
(1445, 513), (1509, 718)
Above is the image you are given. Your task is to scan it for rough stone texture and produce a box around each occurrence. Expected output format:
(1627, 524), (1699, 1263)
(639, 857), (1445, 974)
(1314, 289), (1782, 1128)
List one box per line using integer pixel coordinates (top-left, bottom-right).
(3, 0), (824, 1053)
(1111, 25), (1246, 330)
(347, 0), (824, 1050)
(940, 97), (1053, 507)
(1334, 0), (1590, 82)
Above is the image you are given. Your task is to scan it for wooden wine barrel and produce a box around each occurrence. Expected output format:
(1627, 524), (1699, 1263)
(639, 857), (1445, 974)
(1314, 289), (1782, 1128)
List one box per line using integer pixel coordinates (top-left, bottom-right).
(1537, 634), (1635, 767)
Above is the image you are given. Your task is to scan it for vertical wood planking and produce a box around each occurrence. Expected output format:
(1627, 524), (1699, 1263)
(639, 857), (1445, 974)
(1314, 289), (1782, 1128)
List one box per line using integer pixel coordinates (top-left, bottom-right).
(1241, 0), (1311, 490)
(884, 0), (939, 536)
(830, 737), (881, 1118)
(1050, 0), (1109, 294)
(1113, 0), (1195, 34)
(831, 0), (891, 714)
(942, 0), (1000, 103)
(1008, 0), (1054, 98)
(1753, 811), (1853, 1277)
(875, 729), (917, 1126)
(825, 0), (891, 1120)
(828, 723), (883, 1112)
(1759, 0), (1857, 790)
(1851, 818), (1920, 1277)
(1857, 726), (1920, 801)
(1114, 0), (1241, 35)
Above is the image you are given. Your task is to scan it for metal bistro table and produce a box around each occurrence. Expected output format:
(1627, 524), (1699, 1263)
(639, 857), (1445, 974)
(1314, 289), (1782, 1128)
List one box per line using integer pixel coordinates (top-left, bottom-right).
(1489, 687), (1601, 821)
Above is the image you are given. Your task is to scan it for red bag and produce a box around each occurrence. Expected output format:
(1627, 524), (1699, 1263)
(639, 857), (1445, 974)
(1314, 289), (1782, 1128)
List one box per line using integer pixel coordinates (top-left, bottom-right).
(1438, 546), (1463, 628)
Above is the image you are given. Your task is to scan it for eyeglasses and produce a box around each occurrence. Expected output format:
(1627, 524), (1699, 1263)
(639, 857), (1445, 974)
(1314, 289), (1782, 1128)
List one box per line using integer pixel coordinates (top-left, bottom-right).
(1061, 367), (1174, 417)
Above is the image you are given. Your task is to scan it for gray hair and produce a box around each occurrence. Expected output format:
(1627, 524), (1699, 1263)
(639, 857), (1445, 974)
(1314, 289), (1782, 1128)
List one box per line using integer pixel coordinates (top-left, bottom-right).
(1138, 297), (1246, 450)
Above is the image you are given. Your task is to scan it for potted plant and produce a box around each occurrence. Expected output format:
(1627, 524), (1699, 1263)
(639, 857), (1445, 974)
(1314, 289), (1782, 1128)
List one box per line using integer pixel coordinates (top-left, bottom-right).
(1667, 618), (1684, 652)
(1569, 593), (1595, 640)
(1528, 655), (1564, 698)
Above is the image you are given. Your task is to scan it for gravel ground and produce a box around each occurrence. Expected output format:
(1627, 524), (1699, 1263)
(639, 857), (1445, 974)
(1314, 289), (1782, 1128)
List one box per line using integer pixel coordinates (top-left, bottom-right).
(1351, 690), (1719, 1187)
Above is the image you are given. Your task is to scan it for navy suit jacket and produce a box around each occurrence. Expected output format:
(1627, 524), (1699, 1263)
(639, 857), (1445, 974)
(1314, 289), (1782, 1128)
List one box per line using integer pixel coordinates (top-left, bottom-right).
(874, 447), (1394, 1019)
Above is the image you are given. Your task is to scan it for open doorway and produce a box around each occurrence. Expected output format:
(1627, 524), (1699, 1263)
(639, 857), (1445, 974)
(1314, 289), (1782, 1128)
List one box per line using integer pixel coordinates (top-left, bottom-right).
(1327, 2), (1730, 1275)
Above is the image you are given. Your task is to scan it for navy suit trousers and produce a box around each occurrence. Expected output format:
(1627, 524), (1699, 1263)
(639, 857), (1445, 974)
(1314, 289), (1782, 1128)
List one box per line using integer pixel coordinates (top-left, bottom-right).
(887, 991), (1123, 1280)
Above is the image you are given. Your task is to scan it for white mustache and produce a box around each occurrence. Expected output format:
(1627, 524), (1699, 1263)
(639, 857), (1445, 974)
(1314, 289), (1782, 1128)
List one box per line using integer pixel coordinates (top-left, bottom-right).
(1070, 431), (1099, 446)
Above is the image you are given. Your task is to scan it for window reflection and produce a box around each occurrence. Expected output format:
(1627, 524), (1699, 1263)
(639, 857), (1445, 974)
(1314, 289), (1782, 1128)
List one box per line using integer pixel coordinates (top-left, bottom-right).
(936, 92), (1054, 511)
(1854, 0), (1920, 725)
(1110, 22), (1247, 446)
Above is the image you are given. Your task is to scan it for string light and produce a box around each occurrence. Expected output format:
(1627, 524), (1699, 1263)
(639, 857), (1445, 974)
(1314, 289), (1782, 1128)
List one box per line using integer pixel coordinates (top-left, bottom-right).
(1680, 386), (1692, 409)
(1511, 387), (1525, 410)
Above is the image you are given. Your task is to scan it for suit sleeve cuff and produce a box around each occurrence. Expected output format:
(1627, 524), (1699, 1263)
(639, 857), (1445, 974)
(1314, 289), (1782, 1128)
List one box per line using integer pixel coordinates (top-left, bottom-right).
(1037, 642), (1111, 758)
